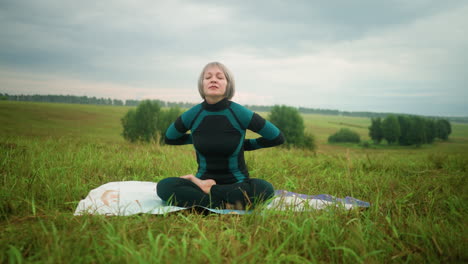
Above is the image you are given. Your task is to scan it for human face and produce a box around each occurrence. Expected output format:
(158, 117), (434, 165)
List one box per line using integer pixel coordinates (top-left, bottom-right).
(202, 66), (227, 104)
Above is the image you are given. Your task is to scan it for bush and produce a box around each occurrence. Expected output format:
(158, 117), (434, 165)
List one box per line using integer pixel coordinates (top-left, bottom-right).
(121, 100), (182, 143)
(360, 141), (371, 148)
(328, 128), (361, 143)
(268, 105), (315, 150)
(301, 133), (316, 150)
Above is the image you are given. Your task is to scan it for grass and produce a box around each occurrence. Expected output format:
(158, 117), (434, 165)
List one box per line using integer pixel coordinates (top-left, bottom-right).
(1, 101), (467, 263)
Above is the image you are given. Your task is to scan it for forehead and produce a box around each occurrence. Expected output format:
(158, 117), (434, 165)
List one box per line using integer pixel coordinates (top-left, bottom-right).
(204, 65), (225, 75)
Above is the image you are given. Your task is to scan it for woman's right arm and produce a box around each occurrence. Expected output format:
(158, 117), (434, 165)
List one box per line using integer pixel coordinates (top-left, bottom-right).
(165, 115), (193, 145)
(165, 104), (203, 145)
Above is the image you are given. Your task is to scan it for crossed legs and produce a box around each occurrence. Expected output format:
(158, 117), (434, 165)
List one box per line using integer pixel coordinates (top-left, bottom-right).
(156, 175), (274, 209)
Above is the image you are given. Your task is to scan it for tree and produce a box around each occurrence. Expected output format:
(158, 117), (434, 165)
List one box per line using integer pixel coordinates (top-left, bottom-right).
(121, 109), (138, 142)
(436, 119), (451, 140)
(113, 99), (124, 106)
(268, 105), (315, 150)
(408, 116), (426, 146)
(121, 100), (184, 143)
(125, 99), (140, 106)
(424, 119), (436, 144)
(158, 107), (183, 143)
(371, 114), (447, 146)
(328, 128), (361, 143)
(382, 115), (400, 144)
(397, 115), (412, 146)
(121, 100), (161, 142)
(369, 117), (383, 144)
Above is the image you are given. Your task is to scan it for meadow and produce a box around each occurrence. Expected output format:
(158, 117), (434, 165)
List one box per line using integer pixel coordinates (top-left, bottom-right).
(1, 100), (467, 263)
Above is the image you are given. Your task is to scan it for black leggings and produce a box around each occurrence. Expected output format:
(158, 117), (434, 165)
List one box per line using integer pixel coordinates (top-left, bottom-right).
(156, 177), (274, 209)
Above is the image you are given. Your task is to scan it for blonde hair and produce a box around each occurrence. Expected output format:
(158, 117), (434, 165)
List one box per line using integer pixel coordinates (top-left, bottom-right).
(198, 62), (235, 100)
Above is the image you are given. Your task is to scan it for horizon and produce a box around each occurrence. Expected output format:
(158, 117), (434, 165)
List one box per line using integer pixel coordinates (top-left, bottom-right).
(2, 91), (467, 118)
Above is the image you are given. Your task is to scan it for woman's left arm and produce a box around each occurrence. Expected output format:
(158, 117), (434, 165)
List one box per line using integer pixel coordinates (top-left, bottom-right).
(244, 113), (285, 151)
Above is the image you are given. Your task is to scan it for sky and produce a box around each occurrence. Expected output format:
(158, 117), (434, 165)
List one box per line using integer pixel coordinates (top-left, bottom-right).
(0, 0), (467, 116)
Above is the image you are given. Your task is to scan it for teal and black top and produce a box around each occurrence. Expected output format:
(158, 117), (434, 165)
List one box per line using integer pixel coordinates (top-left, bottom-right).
(165, 98), (284, 184)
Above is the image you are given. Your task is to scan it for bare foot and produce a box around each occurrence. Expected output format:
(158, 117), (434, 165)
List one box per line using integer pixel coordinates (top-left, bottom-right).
(179, 176), (215, 194)
(179, 174), (216, 193)
(180, 174), (195, 180)
(196, 178), (216, 194)
(225, 201), (245, 210)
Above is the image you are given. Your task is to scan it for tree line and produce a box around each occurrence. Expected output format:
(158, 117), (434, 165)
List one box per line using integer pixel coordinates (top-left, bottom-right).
(369, 115), (452, 146)
(2, 93), (466, 123)
(0, 93), (197, 108)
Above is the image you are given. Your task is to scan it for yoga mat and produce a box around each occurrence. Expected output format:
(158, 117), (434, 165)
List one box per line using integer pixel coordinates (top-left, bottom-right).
(74, 181), (370, 216)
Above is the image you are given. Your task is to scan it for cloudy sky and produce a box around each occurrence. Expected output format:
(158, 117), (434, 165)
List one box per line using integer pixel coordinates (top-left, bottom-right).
(1, 0), (467, 116)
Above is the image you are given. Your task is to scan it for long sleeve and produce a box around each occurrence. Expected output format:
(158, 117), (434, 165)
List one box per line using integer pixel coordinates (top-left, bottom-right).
(165, 104), (204, 145)
(165, 116), (193, 145)
(244, 113), (285, 151)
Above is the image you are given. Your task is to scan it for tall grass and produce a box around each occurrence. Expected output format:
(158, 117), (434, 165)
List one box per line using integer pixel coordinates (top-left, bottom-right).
(1, 101), (467, 263)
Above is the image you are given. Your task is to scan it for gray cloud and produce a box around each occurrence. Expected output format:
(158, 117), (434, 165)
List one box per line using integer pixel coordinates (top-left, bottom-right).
(0, 0), (467, 115)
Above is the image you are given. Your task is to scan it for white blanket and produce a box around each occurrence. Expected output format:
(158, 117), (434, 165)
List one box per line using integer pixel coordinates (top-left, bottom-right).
(74, 181), (370, 216)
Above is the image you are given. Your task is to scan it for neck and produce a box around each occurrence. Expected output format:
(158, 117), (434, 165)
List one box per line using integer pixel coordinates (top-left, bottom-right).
(205, 96), (225, 104)
(202, 97), (230, 111)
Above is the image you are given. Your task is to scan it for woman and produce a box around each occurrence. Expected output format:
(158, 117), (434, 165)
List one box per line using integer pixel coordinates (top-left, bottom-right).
(157, 62), (284, 209)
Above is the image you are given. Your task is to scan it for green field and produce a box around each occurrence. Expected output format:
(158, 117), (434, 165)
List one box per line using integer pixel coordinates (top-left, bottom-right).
(1, 101), (467, 263)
